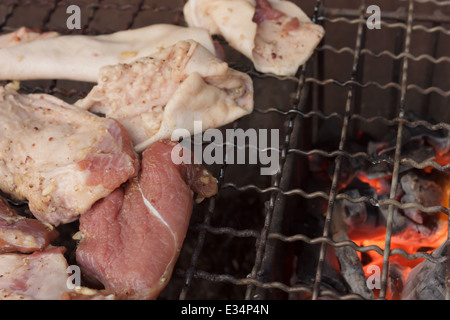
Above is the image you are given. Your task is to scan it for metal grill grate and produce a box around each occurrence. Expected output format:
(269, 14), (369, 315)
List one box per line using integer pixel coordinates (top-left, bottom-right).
(0, 0), (449, 300)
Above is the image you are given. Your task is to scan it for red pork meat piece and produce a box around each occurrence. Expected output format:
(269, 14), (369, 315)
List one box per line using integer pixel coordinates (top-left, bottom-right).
(76, 140), (218, 299)
(0, 86), (139, 226)
(0, 197), (59, 253)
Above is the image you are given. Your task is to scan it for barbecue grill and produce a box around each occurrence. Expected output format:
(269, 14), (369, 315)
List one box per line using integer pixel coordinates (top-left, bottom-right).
(1, 0), (449, 300)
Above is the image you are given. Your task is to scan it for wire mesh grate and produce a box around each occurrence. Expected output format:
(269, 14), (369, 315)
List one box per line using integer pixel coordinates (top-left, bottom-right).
(0, 0), (449, 300)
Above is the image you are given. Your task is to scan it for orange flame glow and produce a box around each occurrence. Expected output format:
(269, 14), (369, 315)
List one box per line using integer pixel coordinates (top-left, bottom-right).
(345, 167), (449, 299)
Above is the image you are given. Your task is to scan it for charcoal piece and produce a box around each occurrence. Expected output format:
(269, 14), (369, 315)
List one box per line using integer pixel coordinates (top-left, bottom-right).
(398, 171), (445, 236)
(401, 194), (424, 225)
(427, 131), (450, 155)
(326, 143), (370, 186)
(333, 229), (374, 299)
(292, 241), (349, 299)
(401, 241), (449, 300)
(334, 178), (382, 231)
(379, 194), (408, 235)
(367, 111), (449, 157)
(386, 262), (408, 300)
(366, 140), (436, 179)
(331, 181), (375, 299)
(400, 171), (443, 207)
(341, 190), (367, 228)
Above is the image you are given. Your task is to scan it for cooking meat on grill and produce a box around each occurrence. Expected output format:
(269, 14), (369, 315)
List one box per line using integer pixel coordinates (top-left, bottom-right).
(0, 247), (71, 300)
(75, 40), (254, 152)
(0, 86), (139, 226)
(0, 197), (59, 254)
(0, 24), (217, 82)
(76, 140), (218, 300)
(0, 26), (58, 48)
(0, 246), (114, 300)
(183, 0), (325, 76)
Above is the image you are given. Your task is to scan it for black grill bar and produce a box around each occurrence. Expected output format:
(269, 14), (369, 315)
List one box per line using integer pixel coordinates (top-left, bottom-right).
(379, 0), (415, 299)
(244, 0), (325, 300)
(312, 0), (368, 300)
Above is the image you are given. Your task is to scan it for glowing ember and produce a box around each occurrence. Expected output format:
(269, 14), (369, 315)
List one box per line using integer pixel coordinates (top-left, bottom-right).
(345, 167), (449, 299)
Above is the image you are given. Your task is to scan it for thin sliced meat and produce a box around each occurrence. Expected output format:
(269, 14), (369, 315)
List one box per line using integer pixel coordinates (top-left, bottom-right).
(183, 0), (325, 76)
(0, 197), (59, 253)
(76, 140), (218, 299)
(0, 246), (112, 300)
(0, 24), (217, 82)
(0, 86), (139, 226)
(0, 247), (70, 300)
(75, 40), (254, 152)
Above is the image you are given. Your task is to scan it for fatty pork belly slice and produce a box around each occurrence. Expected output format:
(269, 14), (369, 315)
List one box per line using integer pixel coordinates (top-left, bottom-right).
(0, 87), (139, 226)
(0, 196), (59, 253)
(0, 247), (70, 300)
(183, 0), (325, 76)
(0, 24), (216, 83)
(75, 40), (254, 152)
(76, 140), (218, 300)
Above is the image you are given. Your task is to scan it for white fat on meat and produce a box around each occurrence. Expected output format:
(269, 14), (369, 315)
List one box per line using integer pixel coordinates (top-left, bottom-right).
(75, 40), (254, 152)
(0, 27), (59, 48)
(0, 24), (217, 82)
(0, 86), (139, 226)
(76, 140), (218, 300)
(183, 0), (325, 76)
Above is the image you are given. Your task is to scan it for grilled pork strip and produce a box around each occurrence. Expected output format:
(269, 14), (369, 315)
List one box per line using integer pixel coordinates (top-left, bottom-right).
(0, 87), (139, 226)
(76, 140), (218, 300)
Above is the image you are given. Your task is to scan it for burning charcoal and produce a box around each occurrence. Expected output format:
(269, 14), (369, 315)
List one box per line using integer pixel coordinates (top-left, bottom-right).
(426, 131), (450, 155)
(386, 261), (409, 300)
(342, 191), (367, 228)
(364, 162), (393, 180)
(400, 171), (443, 208)
(332, 229), (374, 299)
(379, 194), (408, 236)
(334, 178), (381, 231)
(401, 194), (424, 225)
(403, 112), (450, 155)
(368, 111), (448, 157)
(366, 140), (436, 179)
(328, 142), (370, 186)
(292, 241), (349, 299)
(401, 241), (449, 300)
(398, 171), (445, 236)
(331, 181), (375, 299)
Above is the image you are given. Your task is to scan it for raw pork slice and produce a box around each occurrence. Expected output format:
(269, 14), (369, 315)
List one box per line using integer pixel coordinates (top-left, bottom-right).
(76, 140), (218, 299)
(183, 0), (325, 76)
(0, 24), (217, 82)
(75, 40), (254, 152)
(0, 197), (59, 253)
(0, 86), (139, 226)
(0, 247), (70, 300)
(0, 246), (114, 300)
